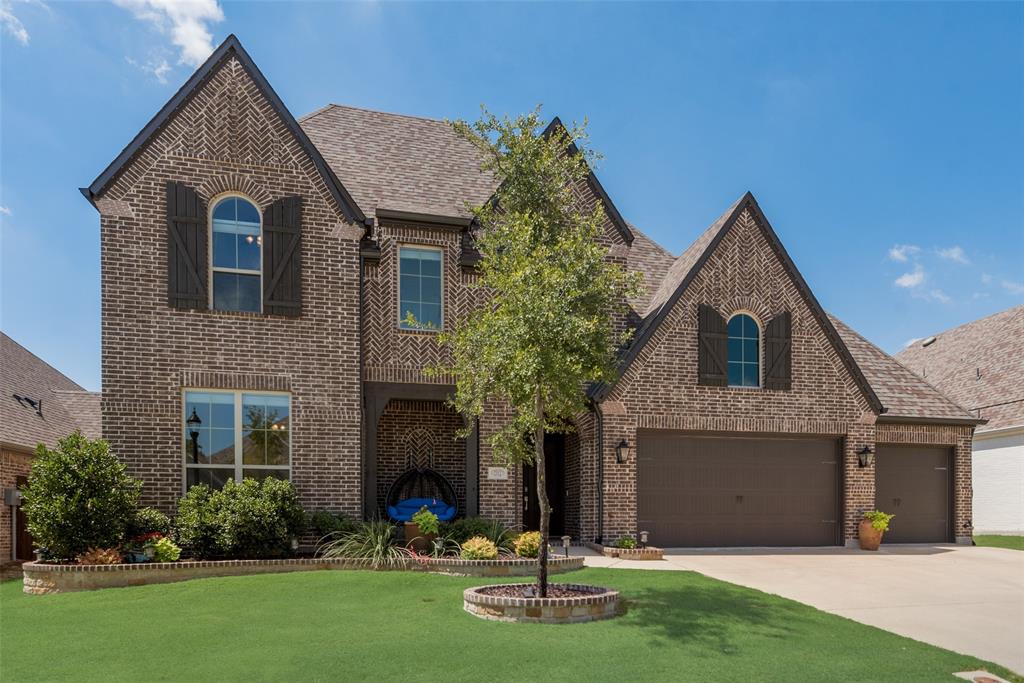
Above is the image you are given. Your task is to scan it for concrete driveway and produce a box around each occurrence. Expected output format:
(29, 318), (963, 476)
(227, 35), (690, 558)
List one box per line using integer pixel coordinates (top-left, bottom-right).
(581, 545), (1024, 674)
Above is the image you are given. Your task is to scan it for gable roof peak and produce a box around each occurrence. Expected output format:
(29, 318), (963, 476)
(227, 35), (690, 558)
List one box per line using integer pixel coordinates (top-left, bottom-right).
(80, 34), (365, 224)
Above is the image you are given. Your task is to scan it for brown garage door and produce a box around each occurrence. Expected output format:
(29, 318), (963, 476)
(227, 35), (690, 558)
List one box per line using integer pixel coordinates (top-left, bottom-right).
(637, 433), (840, 547)
(876, 445), (951, 543)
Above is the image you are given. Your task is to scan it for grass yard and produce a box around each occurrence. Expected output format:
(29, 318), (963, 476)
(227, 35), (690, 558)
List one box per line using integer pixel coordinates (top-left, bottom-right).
(1, 568), (1017, 682)
(974, 535), (1024, 551)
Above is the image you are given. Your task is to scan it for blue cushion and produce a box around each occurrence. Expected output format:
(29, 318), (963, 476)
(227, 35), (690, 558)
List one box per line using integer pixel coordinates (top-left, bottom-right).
(437, 505), (457, 522)
(388, 497), (456, 522)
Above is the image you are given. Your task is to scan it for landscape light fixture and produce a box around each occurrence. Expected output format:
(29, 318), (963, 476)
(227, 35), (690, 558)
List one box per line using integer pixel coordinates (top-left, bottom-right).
(561, 535), (572, 558)
(639, 530), (649, 548)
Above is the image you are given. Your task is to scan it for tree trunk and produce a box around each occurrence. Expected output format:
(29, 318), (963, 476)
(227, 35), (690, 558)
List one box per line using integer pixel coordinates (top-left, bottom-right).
(534, 387), (550, 597)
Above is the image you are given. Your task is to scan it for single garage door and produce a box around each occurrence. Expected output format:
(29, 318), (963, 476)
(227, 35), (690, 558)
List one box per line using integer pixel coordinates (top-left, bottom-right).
(637, 433), (840, 547)
(875, 445), (951, 543)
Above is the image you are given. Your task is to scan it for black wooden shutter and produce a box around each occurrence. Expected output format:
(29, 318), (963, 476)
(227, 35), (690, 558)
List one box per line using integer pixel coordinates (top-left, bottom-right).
(697, 304), (728, 386)
(262, 196), (302, 316)
(166, 182), (207, 310)
(764, 311), (792, 391)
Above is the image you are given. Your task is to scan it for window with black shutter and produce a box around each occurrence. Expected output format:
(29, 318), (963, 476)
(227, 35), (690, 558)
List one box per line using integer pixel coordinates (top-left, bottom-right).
(262, 196), (303, 316)
(697, 304), (728, 386)
(167, 182), (208, 310)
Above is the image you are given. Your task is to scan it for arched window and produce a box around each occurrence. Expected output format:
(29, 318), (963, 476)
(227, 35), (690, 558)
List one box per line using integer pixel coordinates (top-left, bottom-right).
(211, 196), (261, 312)
(727, 313), (760, 387)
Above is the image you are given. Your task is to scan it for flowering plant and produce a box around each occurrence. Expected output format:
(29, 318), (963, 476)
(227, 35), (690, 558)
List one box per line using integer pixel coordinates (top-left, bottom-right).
(124, 531), (164, 553)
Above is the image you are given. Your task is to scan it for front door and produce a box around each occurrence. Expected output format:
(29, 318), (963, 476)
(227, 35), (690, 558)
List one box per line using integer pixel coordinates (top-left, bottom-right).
(523, 434), (565, 535)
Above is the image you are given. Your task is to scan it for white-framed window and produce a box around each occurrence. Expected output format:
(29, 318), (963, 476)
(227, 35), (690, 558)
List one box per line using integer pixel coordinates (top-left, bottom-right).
(727, 312), (761, 388)
(183, 390), (291, 490)
(398, 245), (443, 330)
(211, 195), (262, 313)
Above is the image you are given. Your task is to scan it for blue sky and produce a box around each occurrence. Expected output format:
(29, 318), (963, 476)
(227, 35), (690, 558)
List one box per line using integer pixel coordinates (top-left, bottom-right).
(1, 1), (1021, 391)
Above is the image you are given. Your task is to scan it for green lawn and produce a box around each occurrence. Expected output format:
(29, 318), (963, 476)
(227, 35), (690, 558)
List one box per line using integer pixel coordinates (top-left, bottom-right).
(1, 568), (1017, 682)
(974, 535), (1024, 551)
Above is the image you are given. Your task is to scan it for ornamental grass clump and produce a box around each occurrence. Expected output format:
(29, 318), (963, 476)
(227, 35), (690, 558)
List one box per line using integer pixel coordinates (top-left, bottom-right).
(317, 520), (411, 569)
(460, 536), (498, 560)
(22, 431), (141, 561)
(513, 531), (542, 558)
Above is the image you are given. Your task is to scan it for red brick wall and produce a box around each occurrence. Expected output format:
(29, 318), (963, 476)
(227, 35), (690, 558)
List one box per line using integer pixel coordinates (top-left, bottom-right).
(376, 400), (466, 516)
(96, 56), (362, 516)
(1, 448), (32, 562)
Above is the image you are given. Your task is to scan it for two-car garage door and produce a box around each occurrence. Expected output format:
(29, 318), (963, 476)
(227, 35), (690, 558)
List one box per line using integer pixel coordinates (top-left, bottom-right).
(637, 432), (840, 547)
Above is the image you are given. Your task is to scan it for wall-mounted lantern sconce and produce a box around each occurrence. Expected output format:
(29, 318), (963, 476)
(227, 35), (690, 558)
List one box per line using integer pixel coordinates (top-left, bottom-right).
(615, 439), (632, 464)
(857, 446), (874, 468)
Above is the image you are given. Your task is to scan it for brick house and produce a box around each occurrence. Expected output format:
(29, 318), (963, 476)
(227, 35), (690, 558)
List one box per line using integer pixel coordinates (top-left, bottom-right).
(1, 333), (101, 563)
(81, 35), (982, 548)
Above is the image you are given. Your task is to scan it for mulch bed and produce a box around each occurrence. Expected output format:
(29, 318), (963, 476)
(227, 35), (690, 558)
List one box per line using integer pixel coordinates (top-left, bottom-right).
(476, 584), (593, 599)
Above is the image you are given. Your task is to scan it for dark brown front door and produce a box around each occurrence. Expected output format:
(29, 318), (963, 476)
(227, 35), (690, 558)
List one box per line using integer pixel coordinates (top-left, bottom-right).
(14, 476), (34, 561)
(876, 445), (951, 543)
(637, 432), (840, 547)
(523, 434), (565, 535)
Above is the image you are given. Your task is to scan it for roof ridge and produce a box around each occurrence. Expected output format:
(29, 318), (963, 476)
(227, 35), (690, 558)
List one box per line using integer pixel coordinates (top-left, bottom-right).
(305, 102), (450, 126)
(904, 303), (1024, 342)
(828, 313), (977, 418)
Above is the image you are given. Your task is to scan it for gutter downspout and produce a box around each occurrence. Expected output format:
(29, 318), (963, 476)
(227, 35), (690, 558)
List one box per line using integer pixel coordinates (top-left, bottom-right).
(592, 400), (605, 545)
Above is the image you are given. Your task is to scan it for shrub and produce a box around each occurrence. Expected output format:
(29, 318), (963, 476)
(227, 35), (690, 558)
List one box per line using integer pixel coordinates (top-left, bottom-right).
(22, 432), (141, 561)
(863, 510), (895, 532)
(441, 517), (515, 551)
(317, 520), (411, 569)
(460, 536), (498, 560)
(308, 510), (358, 539)
(513, 531), (542, 558)
(173, 478), (306, 559)
(151, 537), (182, 563)
(76, 547), (122, 565)
(126, 507), (171, 537)
(410, 507), (440, 536)
(614, 536), (637, 549)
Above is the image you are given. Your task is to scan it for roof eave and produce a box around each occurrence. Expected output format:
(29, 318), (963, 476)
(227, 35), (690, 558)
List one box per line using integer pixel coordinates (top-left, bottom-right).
(80, 35), (365, 224)
(875, 414), (988, 427)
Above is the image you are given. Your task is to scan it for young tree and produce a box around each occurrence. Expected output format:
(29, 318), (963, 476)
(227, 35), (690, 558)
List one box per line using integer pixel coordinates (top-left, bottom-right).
(441, 109), (640, 595)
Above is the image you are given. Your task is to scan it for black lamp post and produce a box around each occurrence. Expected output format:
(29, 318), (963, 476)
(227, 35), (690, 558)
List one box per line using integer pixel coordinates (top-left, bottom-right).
(187, 409), (202, 464)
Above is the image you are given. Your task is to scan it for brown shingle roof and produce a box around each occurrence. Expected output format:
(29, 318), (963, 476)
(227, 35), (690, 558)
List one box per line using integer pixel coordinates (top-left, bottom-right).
(894, 305), (1024, 431)
(829, 316), (977, 423)
(299, 104), (497, 220)
(625, 223), (676, 313)
(1, 332), (102, 452)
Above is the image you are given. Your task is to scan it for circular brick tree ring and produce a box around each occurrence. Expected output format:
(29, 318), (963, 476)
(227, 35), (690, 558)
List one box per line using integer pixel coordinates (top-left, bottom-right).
(463, 583), (620, 623)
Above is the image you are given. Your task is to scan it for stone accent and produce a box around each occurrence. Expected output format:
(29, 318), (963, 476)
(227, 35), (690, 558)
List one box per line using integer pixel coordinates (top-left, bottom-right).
(463, 583), (620, 624)
(588, 543), (664, 560)
(22, 555), (583, 595)
(1, 448), (31, 562)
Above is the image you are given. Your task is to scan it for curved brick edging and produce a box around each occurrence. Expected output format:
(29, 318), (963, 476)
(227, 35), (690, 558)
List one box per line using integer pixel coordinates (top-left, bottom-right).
(463, 583), (620, 623)
(22, 555), (584, 595)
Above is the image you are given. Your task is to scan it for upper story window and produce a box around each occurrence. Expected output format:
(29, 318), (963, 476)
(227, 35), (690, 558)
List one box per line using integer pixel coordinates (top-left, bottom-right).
(398, 246), (442, 330)
(211, 196), (261, 313)
(183, 390), (291, 490)
(727, 313), (760, 387)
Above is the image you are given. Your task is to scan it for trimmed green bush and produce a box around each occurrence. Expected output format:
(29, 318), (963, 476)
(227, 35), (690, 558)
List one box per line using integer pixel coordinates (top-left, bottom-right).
(308, 510), (358, 539)
(21, 431), (141, 561)
(151, 537), (182, 563)
(173, 478), (306, 559)
(513, 531), (542, 558)
(440, 517), (515, 551)
(126, 507), (171, 537)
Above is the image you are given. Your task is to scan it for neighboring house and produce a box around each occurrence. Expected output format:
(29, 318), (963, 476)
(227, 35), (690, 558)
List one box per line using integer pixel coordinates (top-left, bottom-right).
(79, 35), (983, 548)
(1, 332), (101, 562)
(897, 306), (1024, 534)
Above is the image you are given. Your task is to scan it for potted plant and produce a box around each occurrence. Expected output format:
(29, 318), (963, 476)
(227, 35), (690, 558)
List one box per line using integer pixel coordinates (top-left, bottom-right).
(859, 510), (895, 551)
(123, 531), (163, 563)
(405, 506), (440, 553)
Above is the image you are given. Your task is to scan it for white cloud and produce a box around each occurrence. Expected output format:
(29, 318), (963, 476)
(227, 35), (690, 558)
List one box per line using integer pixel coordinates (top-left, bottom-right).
(927, 289), (951, 304)
(114, 0), (224, 68)
(981, 273), (993, 285)
(888, 244), (920, 262)
(0, 0), (46, 45)
(1002, 280), (1024, 296)
(937, 246), (970, 264)
(894, 265), (925, 288)
(0, 205), (11, 216)
(126, 55), (172, 83)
